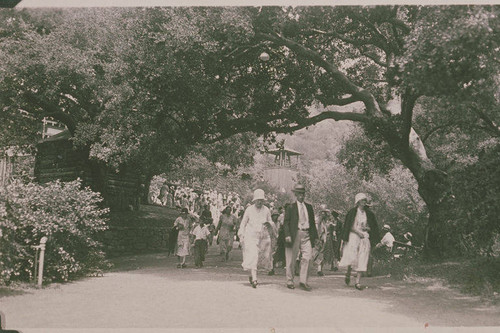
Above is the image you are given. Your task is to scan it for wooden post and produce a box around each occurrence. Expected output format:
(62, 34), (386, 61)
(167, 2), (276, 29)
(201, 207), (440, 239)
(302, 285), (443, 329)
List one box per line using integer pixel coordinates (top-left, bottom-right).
(37, 237), (48, 288)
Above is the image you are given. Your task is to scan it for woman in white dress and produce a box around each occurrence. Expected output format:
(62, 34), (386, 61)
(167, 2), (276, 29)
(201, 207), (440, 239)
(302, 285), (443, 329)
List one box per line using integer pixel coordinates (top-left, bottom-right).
(238, 189), (274, 288)
(174, 208), (192, 268)
(339, 193), (380, 290)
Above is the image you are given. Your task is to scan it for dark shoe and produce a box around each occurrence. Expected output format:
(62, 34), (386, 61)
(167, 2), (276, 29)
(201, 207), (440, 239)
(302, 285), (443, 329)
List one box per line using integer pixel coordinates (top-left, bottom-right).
(249, 276), (253, 284)
(317, 271), (324, 276)
(345, 274), (350, 285)
(251, 280), (258, 288)
(268, 269), (275, 276)
(177, 264), (182, 268)
(181, 263), (187, 268)
(299, 283), (312, 291)
(355, 283), (364, 290)
(287, 284), (295, 289)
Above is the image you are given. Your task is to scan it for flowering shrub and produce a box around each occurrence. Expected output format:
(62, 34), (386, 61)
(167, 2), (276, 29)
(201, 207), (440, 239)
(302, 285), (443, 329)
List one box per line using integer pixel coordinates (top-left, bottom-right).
(0, 179), (110, 285)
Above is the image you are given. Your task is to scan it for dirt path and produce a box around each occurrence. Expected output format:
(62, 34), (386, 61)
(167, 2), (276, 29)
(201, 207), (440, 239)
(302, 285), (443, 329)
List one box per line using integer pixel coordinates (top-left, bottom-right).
(1, 245), (499, 332)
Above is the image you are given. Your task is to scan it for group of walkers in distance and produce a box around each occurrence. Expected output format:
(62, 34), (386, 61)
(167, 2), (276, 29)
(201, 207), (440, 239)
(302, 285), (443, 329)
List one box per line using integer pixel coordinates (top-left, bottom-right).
(167, 183), (415, 291)
(155, 182), (245, 224)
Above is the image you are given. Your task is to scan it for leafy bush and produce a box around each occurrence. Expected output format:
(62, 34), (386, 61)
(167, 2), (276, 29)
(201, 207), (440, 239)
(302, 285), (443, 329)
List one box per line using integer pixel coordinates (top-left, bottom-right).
(450, 145), (500, 256)
(0, 178), (111, 285)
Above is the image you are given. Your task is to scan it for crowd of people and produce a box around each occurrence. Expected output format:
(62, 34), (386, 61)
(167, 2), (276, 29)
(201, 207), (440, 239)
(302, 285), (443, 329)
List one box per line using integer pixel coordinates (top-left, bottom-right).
(166, 183), (415, 291)
(156, 182), (245, 225)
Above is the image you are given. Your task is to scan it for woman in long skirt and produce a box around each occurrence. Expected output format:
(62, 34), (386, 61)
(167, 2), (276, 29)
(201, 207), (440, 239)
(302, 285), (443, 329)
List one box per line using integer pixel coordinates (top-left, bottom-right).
(273, 206), (287, 269)
(322, 222), (337, 271)
(215, 206), (237, 261)
(339, 193), (380, 290)
(258, 211), (277, 274)
(174, 208), (192, 268)
(237, 189), (274, 288)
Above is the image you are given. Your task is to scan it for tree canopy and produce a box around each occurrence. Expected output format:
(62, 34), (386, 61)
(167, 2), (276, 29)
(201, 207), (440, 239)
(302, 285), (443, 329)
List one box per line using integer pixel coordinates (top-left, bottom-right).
(1, 6), (499, 255)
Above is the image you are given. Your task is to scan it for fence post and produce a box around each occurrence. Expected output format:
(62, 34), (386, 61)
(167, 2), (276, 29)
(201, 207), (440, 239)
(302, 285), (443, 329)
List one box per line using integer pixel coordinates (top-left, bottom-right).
(37, 237), (48, 288)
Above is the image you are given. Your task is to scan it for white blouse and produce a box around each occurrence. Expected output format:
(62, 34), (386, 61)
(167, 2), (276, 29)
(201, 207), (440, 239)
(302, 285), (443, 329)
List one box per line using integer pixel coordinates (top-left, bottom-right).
(353, 208), (369, 238)
(238, 204), (273, 239)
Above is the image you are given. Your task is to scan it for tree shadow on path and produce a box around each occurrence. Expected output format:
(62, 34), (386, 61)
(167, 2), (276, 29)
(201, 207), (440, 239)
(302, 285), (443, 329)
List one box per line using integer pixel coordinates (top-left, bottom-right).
(109, 246), (500, 327)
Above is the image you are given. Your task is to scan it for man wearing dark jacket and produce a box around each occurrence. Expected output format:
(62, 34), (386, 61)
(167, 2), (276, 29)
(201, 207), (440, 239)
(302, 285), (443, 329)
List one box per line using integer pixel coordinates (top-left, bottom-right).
(284, 184), (318, 291)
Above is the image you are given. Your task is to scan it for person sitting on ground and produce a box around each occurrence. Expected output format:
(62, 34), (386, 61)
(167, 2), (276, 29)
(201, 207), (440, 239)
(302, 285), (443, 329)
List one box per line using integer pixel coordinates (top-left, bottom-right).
(404, 232), (413, 246)
(371, 224), (395, 273)
(376, 224), (395, 254)
(395, 232), (414, 255)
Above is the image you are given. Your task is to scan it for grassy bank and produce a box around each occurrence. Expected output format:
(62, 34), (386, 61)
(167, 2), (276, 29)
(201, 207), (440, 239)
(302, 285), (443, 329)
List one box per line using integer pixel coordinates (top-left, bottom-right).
(376, 256), (500, 300)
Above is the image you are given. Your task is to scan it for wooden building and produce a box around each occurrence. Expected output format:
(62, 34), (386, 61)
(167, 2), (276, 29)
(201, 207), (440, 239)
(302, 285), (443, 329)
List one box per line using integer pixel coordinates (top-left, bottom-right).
(262, 146), (301, 194)
(34, 130), (141, 211)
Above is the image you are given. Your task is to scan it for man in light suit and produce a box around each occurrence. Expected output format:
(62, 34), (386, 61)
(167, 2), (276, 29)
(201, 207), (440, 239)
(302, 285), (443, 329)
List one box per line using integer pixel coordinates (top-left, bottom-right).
(284, 184), (318, 291)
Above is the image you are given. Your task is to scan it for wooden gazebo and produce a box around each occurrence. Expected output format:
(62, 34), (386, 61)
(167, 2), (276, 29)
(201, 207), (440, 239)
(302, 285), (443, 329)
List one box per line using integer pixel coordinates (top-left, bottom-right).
(262, 144), (301, 194)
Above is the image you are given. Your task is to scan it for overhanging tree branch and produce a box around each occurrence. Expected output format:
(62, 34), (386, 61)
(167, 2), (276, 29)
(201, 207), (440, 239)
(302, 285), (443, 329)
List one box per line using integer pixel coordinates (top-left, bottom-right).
(422, 121), (473, 143)
(473, 108), (500, 137)
(349, 11), (392, 52)
(270, 110), (369, 133)
(387, 17), (411, 34)
(308, 28), (384, 51)
(256, 31), (383, 116)
(361, 51), (387, 67)
(207, 109), (369, 143)
(324, 95), (360, 106)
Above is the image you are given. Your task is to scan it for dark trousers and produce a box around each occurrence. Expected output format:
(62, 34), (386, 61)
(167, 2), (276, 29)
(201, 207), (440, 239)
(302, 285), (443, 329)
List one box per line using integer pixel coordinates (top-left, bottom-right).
(194, 239), (208, 267)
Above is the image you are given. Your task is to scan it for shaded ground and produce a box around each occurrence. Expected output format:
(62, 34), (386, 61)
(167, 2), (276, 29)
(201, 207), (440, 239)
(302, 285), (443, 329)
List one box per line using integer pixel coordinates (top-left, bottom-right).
(108, 204), (179, 228)
(1, 244), (499, 332)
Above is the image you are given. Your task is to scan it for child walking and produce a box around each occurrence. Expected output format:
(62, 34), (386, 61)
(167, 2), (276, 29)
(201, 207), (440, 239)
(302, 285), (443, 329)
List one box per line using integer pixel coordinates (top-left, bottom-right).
(191, 220), (211, 268)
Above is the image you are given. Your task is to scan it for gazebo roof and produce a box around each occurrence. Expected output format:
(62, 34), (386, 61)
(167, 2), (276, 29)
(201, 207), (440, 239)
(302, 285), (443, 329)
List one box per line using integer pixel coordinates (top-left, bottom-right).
(266, 147), (302, 156)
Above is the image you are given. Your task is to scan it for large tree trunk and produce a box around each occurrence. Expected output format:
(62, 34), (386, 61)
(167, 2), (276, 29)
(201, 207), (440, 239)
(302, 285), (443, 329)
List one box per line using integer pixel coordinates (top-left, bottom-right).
(141, 173), (153, 205)
(385, 125), (453, 258)
(417, 169), (452, 258)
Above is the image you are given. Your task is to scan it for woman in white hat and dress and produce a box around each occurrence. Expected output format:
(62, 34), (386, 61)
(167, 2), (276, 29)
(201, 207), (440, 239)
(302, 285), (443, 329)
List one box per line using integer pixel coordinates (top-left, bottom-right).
(339, 193), (380, 290)
(237, 189), (274, 288)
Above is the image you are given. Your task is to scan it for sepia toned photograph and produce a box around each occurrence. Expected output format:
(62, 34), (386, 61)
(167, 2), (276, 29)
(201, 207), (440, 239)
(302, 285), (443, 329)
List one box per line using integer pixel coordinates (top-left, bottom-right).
(0, 1), (499, 332)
